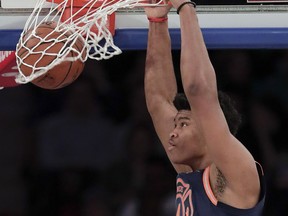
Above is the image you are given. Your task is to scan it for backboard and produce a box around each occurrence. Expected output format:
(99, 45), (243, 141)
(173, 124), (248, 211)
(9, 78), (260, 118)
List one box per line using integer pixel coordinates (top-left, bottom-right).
(1, 0), (288, 50)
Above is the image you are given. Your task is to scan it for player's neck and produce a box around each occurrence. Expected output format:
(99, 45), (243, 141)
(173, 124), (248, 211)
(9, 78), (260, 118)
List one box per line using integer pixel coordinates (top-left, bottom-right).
(190, 156), (212, 172)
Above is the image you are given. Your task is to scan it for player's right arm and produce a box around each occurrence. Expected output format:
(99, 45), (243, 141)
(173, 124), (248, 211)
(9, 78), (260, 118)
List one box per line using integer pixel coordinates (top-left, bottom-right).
(144, 4), (191, 173)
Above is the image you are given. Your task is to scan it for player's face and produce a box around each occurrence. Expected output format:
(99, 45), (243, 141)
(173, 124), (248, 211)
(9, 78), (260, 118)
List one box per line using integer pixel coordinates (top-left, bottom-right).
(168, 110), (206, 166)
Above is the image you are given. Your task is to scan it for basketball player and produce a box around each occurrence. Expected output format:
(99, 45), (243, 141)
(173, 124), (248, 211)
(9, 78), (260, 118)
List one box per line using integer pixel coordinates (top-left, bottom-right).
(144, 0), (265, 215)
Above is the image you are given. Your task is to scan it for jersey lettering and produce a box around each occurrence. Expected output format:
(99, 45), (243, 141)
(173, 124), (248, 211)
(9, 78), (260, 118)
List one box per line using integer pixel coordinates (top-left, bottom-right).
(176, 178), (194, 216)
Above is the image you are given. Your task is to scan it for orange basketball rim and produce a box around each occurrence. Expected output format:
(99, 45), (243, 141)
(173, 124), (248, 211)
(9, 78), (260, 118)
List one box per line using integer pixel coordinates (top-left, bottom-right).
(46, 0), (117, 35)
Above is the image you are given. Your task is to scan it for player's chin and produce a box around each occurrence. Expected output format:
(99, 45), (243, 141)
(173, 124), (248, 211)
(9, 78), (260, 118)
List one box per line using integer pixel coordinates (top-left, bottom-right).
(169, 153), (187, 165)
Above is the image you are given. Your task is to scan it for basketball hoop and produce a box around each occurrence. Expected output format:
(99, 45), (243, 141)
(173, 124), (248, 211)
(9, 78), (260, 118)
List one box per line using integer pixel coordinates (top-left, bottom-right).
(15, 0), (165, 85)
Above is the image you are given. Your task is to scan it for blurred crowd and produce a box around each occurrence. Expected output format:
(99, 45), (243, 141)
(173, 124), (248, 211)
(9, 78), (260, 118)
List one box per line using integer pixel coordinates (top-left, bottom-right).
(0, 49), (287, 216)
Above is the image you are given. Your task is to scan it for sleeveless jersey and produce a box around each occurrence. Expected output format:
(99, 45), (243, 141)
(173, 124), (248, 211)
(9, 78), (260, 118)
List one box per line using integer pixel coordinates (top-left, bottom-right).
(175, 164), (265, 216)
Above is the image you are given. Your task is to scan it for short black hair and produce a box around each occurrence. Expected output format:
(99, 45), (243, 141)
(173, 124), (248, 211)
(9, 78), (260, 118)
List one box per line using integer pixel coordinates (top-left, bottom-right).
(173, 91), (242, 135)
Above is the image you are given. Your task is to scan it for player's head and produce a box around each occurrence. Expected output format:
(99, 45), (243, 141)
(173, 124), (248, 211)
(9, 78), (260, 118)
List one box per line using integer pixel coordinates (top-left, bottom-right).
(169, 91), (242, 166)
(173, 91), (242, 135)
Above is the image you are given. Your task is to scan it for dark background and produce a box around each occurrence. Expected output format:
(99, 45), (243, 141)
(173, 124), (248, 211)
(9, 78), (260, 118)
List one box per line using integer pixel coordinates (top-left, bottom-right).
(0, 49), (288, 216)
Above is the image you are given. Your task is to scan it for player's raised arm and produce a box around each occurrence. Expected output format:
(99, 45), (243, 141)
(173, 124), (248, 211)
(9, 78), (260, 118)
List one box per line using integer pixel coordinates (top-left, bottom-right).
(171, 0), (261, 208)
(144, 2), (191, 173)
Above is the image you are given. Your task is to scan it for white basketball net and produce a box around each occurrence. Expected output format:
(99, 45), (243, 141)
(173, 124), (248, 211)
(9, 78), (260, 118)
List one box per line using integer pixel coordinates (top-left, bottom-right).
(15, 0), (164, 84)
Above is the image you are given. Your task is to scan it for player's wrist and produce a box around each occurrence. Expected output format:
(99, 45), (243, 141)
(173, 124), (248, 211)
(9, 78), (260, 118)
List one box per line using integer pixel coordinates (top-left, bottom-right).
(147, 16), (168, 23)
(176, 1), (196, 14)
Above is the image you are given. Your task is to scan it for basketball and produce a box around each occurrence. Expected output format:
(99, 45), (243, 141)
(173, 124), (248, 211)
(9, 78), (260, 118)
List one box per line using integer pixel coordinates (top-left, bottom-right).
(17, 21), (86, 89)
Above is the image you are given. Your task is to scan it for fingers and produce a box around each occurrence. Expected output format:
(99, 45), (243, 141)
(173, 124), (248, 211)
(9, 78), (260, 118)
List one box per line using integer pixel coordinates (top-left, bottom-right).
(143, 0), (172, 18)
(145, 0), (163, 4)
(145, 0), (169, 6)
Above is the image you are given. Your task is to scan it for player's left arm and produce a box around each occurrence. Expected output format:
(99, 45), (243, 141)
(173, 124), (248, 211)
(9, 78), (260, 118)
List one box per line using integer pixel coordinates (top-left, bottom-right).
(175, 1), (260, 208)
